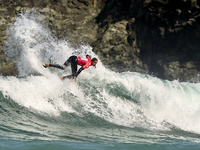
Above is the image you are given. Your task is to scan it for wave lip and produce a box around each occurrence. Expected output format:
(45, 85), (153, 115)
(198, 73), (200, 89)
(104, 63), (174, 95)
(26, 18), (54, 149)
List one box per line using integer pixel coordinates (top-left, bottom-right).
(1, 11), (200, 143)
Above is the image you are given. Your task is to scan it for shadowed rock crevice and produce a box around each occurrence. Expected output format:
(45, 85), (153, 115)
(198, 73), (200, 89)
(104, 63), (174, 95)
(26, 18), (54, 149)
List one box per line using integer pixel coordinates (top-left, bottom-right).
(93, 0), (200, 81)
(1, 0), (200, 81)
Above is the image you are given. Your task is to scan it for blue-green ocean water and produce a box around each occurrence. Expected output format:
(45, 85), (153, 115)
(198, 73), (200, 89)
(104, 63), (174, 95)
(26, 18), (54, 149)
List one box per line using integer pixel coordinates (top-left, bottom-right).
(1, 11), (200, 150)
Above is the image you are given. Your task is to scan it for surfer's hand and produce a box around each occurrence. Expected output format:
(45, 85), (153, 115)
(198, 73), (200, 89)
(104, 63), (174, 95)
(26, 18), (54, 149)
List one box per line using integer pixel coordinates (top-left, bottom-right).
(60, 77), (64, 80)
(74, 77), (77, 83)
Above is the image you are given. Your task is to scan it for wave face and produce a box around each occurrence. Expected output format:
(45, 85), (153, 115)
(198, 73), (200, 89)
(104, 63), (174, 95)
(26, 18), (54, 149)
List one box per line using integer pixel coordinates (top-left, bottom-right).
(1, 11), (200, 144)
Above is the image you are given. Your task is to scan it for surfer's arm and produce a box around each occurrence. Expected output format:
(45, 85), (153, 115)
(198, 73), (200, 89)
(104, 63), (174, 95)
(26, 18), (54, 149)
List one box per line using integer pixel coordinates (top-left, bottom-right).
(86, 55), (91, 59)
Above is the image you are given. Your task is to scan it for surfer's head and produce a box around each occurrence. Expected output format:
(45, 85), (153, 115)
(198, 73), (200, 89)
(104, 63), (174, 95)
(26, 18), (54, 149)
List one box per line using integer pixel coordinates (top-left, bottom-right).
(91, 58), (98, 68)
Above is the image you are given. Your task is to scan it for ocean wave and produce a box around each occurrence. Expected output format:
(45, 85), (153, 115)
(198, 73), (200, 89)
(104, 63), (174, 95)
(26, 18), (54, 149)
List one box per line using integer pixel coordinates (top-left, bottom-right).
(1, 11), (200, 143)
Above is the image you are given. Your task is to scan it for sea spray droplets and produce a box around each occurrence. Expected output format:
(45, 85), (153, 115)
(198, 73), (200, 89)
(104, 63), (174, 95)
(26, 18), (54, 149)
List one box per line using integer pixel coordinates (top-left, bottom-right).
(2, 11), (200, 135)
(4, 11), (70, 76)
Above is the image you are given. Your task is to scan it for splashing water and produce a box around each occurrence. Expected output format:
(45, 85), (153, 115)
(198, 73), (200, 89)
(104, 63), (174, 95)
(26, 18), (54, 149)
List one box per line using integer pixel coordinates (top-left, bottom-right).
(1, 11), (200, 145)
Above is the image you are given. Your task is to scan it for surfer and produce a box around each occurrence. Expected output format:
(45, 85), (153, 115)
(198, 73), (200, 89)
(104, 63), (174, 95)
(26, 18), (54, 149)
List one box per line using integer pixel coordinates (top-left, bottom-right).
(43, 55), (98, 82)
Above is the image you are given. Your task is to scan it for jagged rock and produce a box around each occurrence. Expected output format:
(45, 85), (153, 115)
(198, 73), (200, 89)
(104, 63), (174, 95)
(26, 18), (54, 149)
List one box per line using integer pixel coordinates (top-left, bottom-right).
(1, 0), (200, 81)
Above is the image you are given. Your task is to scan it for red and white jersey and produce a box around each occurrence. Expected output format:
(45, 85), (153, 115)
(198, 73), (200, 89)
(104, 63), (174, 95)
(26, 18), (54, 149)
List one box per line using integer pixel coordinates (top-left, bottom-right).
(77, 55), (91, 69)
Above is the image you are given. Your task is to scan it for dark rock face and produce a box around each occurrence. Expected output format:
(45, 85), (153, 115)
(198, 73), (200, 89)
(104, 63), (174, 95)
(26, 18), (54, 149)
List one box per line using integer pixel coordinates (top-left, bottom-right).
(93, 0), (200, 81)
(1, 0), (200, 81)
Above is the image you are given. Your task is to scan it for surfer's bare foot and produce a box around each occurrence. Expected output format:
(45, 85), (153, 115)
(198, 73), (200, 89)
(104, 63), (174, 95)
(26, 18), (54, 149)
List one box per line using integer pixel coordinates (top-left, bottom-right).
(60, 77), (64, 80)
(43, 63), (49, 68)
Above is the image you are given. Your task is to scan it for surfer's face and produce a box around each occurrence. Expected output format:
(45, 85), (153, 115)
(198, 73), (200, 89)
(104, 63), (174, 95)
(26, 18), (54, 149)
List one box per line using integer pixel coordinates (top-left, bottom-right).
(91, 60), (98, 68)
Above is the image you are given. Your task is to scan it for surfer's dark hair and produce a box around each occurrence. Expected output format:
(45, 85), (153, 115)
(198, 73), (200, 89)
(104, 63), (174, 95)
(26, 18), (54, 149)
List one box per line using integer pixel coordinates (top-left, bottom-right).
(91, 58), (98, 62)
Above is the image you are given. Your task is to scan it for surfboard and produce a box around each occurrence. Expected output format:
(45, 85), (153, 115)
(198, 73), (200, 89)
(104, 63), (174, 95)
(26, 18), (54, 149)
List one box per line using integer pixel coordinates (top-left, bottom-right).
(66, 90), (78, 97)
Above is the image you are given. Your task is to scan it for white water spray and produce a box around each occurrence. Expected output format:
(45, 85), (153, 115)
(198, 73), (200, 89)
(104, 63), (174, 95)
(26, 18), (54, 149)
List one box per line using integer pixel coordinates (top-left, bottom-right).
(1, 11), (200, 135)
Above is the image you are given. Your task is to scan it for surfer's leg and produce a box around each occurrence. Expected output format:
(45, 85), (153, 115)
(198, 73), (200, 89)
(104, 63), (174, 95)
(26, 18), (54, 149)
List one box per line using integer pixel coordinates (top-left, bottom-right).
(43, 63), (64, 70)
(64, 56), (77, 67)
(71, 63), (77, 77)
(62, 75), (73, 80)
(70, 57), (78, 77)
(63, 59), (70, 67)
(64, 56), (78, 77)
(49, 64), (65, 70)
(60, 56), (78, 80)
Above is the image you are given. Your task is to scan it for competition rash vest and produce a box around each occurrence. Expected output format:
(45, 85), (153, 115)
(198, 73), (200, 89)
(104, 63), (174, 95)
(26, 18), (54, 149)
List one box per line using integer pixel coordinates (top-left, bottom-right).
(77, 55), (91, 69)
(74, 55), (91, 77)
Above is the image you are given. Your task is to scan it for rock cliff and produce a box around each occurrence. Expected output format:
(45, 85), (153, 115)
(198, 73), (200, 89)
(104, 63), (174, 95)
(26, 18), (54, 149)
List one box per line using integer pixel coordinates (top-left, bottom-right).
(1, 0), (200, 81)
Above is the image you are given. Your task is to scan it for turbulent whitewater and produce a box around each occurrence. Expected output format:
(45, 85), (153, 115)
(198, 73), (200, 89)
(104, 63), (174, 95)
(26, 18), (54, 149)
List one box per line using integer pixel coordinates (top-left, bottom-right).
(1, 11), (200, 149)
